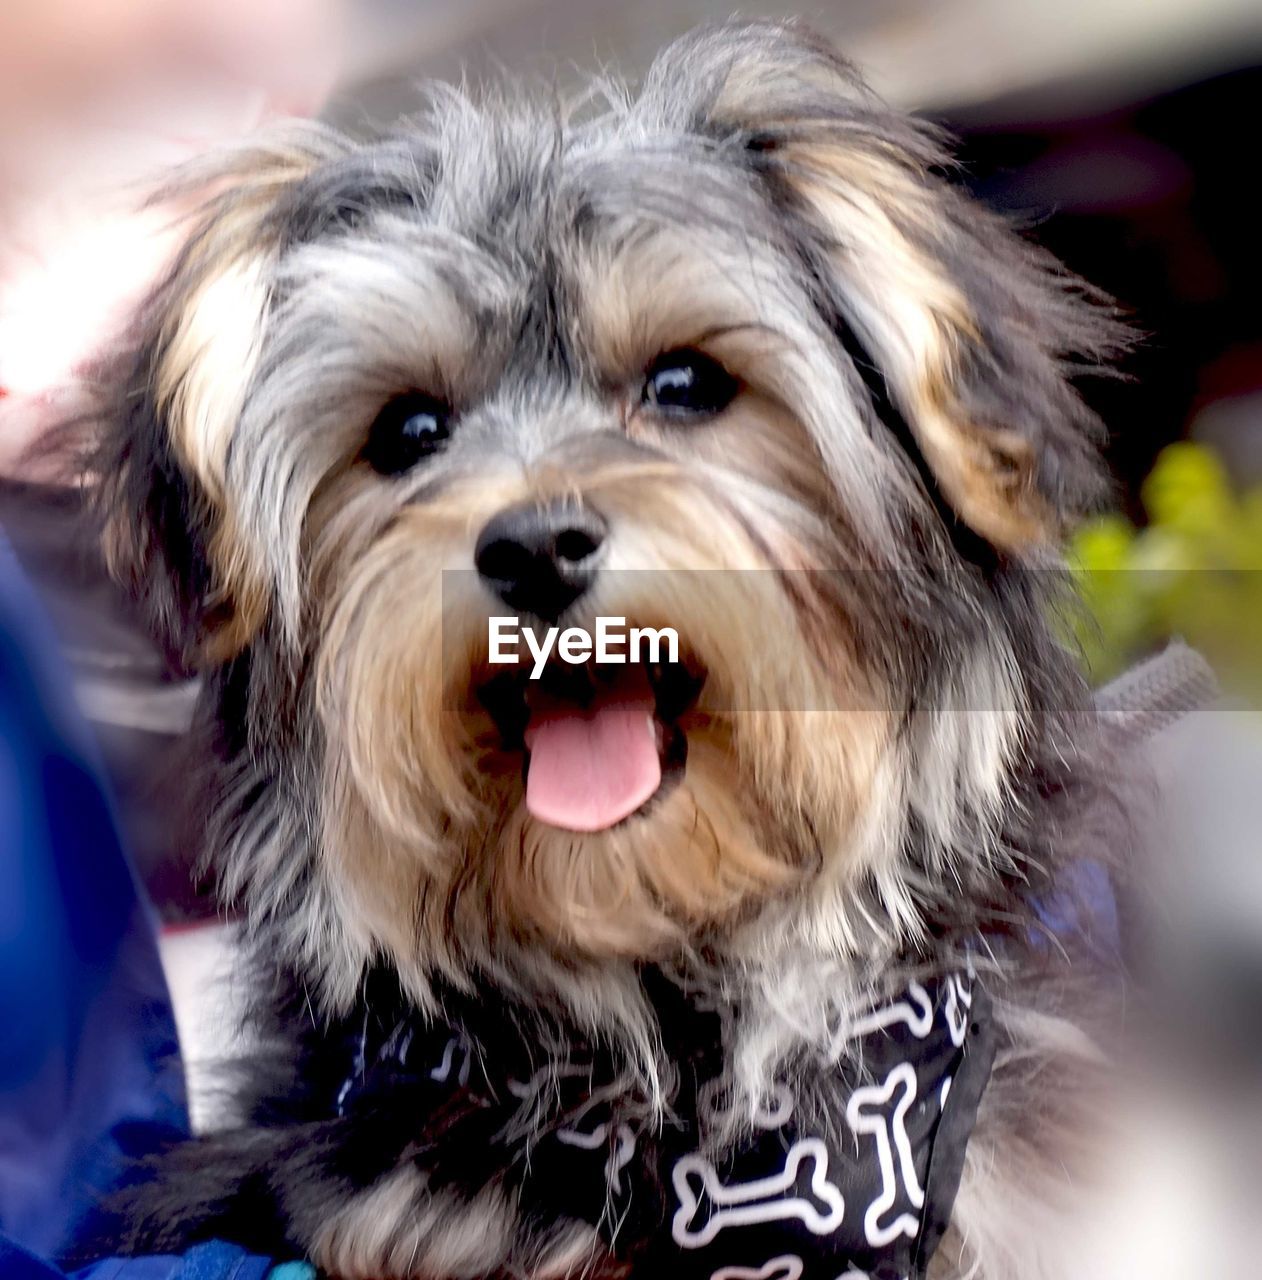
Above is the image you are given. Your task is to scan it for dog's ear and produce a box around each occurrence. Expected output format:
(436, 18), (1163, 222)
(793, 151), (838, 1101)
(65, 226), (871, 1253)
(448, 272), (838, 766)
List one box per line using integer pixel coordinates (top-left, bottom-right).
(644, 21), (1127, 553)
(97, 140), (325, 669)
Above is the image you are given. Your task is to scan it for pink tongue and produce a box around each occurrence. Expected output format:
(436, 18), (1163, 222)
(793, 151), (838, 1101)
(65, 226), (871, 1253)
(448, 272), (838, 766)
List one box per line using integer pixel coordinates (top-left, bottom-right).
(525, 700), (661, 832)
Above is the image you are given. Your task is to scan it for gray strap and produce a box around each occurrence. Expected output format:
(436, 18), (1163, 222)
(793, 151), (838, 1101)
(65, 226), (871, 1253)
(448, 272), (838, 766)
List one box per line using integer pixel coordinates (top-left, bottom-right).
(1093, 640), (1218, 740)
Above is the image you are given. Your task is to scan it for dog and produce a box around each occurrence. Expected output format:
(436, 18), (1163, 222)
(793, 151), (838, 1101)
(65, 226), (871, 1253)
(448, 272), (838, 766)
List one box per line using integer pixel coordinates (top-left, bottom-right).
(87, 19), (1138, 1280)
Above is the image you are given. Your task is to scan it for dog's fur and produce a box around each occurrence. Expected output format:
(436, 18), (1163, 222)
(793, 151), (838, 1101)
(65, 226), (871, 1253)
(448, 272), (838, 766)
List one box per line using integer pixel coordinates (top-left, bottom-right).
(87, 20), (1135, 1279)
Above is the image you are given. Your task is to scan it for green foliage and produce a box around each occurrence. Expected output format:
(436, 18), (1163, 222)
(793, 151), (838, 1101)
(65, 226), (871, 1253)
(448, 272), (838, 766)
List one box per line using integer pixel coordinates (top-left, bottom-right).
(1068, 442), (1262, 691)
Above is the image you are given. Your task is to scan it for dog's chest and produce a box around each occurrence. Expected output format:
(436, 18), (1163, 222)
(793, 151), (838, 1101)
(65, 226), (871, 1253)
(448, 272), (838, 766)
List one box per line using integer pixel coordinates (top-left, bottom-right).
(331, 973), (993, 1280)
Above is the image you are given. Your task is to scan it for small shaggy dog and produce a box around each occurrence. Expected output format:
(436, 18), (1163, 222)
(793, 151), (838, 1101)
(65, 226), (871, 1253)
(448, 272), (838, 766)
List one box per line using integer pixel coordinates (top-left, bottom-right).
(89, 19), (1138, 1280)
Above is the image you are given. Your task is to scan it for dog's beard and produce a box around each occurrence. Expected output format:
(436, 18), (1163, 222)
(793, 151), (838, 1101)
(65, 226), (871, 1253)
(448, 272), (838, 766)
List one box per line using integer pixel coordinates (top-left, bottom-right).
(308, 461), (891, 983)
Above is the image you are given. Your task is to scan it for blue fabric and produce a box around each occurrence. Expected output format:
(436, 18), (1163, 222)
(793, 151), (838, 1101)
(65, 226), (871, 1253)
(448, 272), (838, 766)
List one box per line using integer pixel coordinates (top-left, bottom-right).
(68, 1241), (310, 1280)
(0, 1238), (74, 1280)
(0, 538), (297, 1280)
(70, 1239), (295, 1280)
(0, 1232), (300, 1280)
(0, 538), (186, 1262)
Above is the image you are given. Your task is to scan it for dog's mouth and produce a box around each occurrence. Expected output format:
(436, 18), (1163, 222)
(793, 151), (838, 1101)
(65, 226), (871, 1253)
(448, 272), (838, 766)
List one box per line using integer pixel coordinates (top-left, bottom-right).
(475, 655), (705, 833)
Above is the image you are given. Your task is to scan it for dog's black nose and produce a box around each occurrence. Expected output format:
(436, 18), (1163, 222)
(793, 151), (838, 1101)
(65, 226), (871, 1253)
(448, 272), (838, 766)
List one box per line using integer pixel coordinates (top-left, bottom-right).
(474, 501), (607, 620)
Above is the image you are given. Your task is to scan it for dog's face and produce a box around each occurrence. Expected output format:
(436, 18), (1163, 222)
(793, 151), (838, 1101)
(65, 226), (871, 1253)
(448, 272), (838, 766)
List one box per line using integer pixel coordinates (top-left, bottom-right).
(102, 22), (1118, 1010)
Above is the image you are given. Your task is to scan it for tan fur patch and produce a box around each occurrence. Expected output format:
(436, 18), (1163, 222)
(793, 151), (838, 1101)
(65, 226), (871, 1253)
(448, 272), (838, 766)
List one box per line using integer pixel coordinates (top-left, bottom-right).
(158, 255), (268, 503)
(781, 140), (1051, 549)
(147, 149), (324, 658)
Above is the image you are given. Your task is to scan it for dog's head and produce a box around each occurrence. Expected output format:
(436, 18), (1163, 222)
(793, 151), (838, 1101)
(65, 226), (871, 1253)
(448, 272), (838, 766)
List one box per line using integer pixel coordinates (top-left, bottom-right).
(99, 21), (1122, 1013)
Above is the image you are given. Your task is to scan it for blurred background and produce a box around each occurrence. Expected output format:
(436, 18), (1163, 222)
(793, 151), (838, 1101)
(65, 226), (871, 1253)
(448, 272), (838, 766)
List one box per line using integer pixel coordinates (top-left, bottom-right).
(1, 0), (1260, 951)
(342, 0), (1262, 694)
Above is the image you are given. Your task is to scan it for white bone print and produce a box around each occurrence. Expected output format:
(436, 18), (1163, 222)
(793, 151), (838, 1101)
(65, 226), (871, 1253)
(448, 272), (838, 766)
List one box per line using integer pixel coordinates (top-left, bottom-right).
(753, 1083), (795, 1129)
(710, 1255), (804, 1280)
(699, 1079), (795, 1132)
(429, 1033), (472, 1086)
(944, 975), (973, 1047)
(672, 1138), (846, 1248)
(838, 983), (935, 1052)
(556, 1119), (638, 1195)
(845, 1063), (925, 1248)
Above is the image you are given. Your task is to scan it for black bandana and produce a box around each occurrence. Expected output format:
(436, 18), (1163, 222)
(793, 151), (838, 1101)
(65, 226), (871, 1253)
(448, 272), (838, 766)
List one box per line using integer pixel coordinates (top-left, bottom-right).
(334, 971), (994, 1280)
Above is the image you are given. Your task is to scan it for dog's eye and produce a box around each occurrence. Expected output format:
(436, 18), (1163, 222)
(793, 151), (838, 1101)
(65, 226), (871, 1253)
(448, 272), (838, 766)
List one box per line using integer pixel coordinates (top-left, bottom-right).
(641, 350), (738, 419)
(363, 392), (453, 474)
